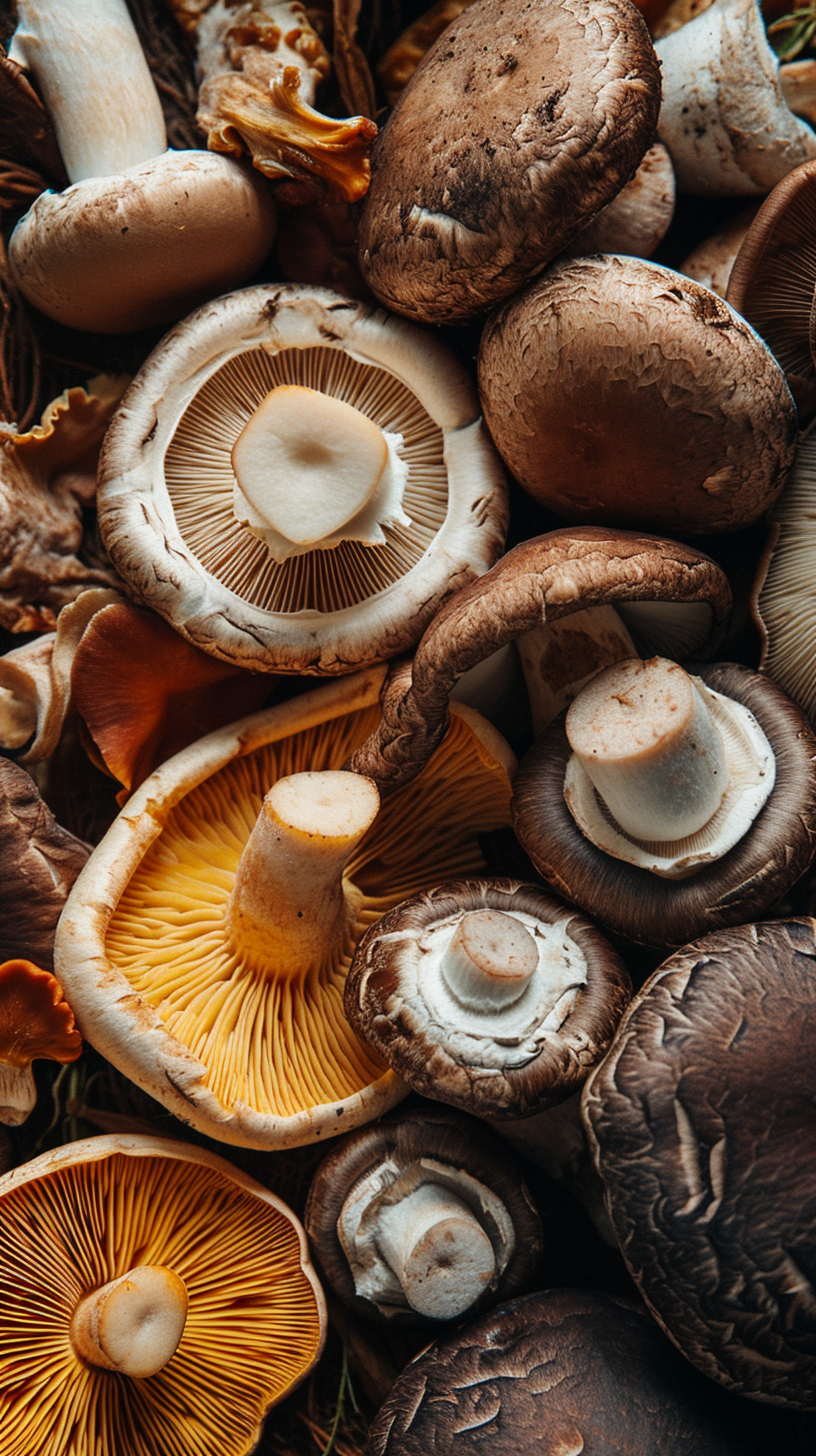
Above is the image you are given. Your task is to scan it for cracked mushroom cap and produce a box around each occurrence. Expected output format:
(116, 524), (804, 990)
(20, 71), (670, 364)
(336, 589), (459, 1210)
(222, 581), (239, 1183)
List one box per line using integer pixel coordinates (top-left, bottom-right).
(344, 879), (631, 1119)
(96, 283), (506, 675)
(366, 1288), (768, 1455)
(304, 1107), (543, 1323)
(582, 918), (816, 1407)
(53, 669), (514, 1149)
(477, 255), (798, 535)
(357, 0), (661, 323)
(0, 1132), (326, 1456)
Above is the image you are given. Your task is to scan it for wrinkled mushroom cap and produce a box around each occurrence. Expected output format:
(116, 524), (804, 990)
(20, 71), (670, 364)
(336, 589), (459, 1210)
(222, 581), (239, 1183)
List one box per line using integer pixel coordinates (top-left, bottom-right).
(0, 759), (89, 967)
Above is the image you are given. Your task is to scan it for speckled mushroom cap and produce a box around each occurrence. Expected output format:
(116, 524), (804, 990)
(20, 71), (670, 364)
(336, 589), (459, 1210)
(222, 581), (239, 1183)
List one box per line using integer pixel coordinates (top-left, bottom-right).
(357, 0), (661, 323)
(96, 283), (506, 674)
(512, 662), (816, 949)
(0, 1133), (326, 1456)
(344, 879), (631, 1118)
(582, 918), (816, 1407)
(366, 1288), (770, 1455)
(478, 255), (798, 536)
(303, 1107), (543, 1323)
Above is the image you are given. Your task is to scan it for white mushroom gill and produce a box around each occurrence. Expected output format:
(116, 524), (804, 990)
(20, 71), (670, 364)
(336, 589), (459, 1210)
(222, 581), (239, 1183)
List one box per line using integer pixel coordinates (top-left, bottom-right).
(563, 658), (775, 878)
(70, 1265), (189, 1378)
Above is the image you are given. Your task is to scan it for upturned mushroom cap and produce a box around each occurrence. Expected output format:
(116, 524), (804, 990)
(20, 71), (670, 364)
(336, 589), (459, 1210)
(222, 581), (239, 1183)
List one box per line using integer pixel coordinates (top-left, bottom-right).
(357, 0), (661, 322)
(582, 918), (816, 1406)
(96, 284), (506, 674)
(0, 1132), (326, 1454)
(344, 878), (631, 1118)
(304, 1107), (543, 1322)
(366, 1288), (769, 1455)
(513, 662), (816, 948)
(477, 255), (798, 535)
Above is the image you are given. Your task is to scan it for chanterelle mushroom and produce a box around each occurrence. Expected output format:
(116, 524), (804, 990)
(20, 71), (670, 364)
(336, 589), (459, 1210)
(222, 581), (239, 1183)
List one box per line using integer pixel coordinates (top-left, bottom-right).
(0, 1132), (326, 1455)
(0, 959), (82, 1125)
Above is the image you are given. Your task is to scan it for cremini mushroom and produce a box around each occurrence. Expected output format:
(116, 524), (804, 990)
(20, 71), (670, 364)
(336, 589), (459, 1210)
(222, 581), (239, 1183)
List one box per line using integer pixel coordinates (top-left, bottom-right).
(0, 758), (89, 968)
(477, 255), (798, 536)
(0, 959), (82, 1124)
(512, 658), (816, 947)
(0, 1132), (326, 1454)
(96, 283), (506, 674)
(583, 917), (816, 1406)
(344, 878), (631, 1118)
(304, 1107), (543, 1322)
(7, 0), (277, 331)
(53, 670), (514, 1148)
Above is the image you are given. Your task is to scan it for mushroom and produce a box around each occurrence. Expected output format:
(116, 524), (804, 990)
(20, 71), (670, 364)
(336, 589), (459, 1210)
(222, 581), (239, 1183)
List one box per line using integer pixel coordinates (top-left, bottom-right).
(563, 143), (676, 261)
(679, 204), (758, 298)
(304, 1107), (543, 1322)
(366, 1288), (772, 1454)
(344, 878), (631, 1118)
(0, 758), (89, 968)
(7, 0), (277, 332)
(53, 669), (514, 1148)
(0, 1132), (326, 1454)
(357, 0), (661, 322)
(477, 255), (798, 536)
(0, 959), (82, 1124)
(751, 428), (816, 724)
(512, 658), (816, 947)
(582, 917), (816, 1406)
(96, 283), (506, 674)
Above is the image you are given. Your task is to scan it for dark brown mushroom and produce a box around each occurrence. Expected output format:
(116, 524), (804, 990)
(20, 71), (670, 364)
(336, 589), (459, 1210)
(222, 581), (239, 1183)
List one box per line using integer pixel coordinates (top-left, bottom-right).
(344, 878), (631, 1118)
(582, 917), (816, 1407)
(0, 758), (89, 968)
(304, 1106), (543, 1322)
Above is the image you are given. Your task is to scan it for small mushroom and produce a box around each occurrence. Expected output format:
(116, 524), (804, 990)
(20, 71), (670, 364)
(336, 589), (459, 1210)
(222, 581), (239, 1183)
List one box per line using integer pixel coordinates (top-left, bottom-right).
(344, 878), (631, 1118)
(0, 758), (89, 968)
(304, 1107), (543, 1322)
(679, 204), (758, 298)
(0, 959), (82, 1124)
(0, 1132), (326, 1454)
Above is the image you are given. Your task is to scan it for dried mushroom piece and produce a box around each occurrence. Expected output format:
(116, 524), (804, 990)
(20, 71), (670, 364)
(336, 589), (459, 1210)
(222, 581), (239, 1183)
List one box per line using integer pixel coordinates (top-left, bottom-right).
(0, 51), (66, 211)
(0, 958), (81, 1124)
(0, 758), (89, 969)
(583, 918), (816, 1407)
(0, 1133), (326, 1456)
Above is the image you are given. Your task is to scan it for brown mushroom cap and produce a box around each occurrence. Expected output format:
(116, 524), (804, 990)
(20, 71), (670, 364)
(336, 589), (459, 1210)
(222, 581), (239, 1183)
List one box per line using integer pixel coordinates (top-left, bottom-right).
(512, 662), (816, 948)
(344, 878), (631, 1118)
(477, 255), (798, 535)
(0, 758), (89, 968)
(582, 918), (816, 1407)
(357, 0), (661, 323)
(0, 959), (81, 1068)
(304, 1106), (544, 1322)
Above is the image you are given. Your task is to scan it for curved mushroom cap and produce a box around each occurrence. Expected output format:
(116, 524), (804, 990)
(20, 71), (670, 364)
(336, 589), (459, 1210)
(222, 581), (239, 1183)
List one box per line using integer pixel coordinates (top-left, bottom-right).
(96, 284), (506, 674)
(564, 143), (676, 261)
(512, 662), (816, 948)
(477, 255), (798, 536)
(304, 1107), (543, 1322)
(344, 879), (631, 1118)
(0, 759), (89, 968)
(752, 429), (816, 725)
(357, 0), (661, 323)
(53, 670), (514, 1149)
(582, 918), (816, 1407)
(0, 959), (82, 1125)
(366, 1288), (768, 1455)
(0, 1133), (326, 1455)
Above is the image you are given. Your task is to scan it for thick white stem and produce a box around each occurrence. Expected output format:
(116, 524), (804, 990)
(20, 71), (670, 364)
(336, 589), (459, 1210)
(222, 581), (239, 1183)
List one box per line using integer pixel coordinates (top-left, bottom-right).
(11, 0), (167, 183)
(440, 910), (538, 1012)
(226, 770), (380, 968)
(70, 1265), (188, 1377)
(0, 1061), (37, 1126)
(566, 658), (728, 842)
(375, 1183), (496, 1320)
(517, 606), (637, 735)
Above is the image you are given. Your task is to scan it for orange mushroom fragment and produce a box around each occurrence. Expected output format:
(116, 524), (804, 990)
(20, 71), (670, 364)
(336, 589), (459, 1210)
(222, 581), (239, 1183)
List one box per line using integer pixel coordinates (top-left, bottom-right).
(0, 958), (82, 1124)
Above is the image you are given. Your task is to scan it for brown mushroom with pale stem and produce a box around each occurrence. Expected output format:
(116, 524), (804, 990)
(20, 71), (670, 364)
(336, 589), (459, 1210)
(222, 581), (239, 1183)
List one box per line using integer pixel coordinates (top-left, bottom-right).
(0, 959), (82, 1124)
(54, 670), (514, 1149)
(345, 878), (631, 1119)
(512, 657), (816, 948)
(0, 1132), (326, 1455)
(304, 1108), (543, 1324)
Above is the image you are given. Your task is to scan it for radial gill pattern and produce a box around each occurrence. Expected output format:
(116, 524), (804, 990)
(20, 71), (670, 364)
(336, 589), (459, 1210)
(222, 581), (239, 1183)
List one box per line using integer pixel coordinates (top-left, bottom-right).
(757, 429), (816, 724)
(164, 346), (448, 612)
(104, 707), (512, 1118)
(0, 1150), (322, 1456)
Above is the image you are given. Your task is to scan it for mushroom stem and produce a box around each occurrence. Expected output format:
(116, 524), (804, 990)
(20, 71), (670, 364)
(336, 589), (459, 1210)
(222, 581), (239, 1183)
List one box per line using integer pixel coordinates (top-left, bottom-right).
(440, 910), (538, 1011)
(70, 1264), (189, 1377)
(565, 658), (728, 842)
(375, 1183), (496, 1320)
(10, 0), (167, 183)
(0, 1061), (36, 1126)
(517, 606), (637, 735)
(226, 770), (380, 970)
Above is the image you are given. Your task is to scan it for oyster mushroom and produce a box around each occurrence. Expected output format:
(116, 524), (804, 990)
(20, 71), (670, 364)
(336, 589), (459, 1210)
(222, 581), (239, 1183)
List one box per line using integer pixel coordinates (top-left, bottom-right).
(96, 283), (506, 674)
(0, 1132), (326, 1455)
(0, 758), (89, 968)
(0, 959), (82, 1125)
(304, 1107), (543, 1322)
